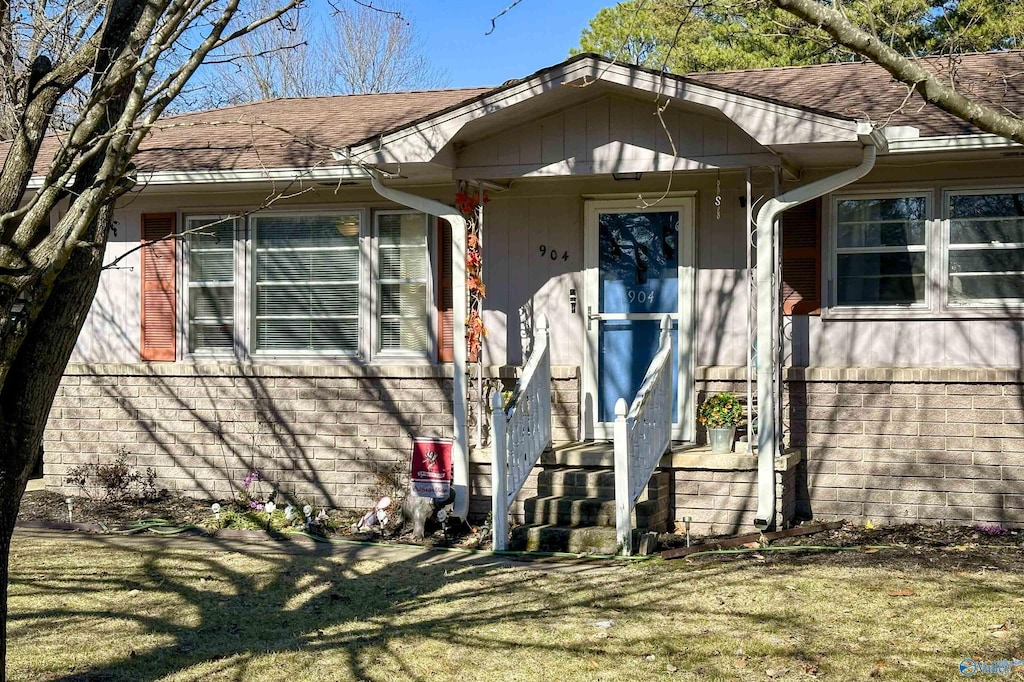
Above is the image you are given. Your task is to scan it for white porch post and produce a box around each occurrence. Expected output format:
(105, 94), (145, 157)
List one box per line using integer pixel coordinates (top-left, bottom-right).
(368, 175), (471, 521)
(752, 123), (885, 529)
(452, 196), (469, 520)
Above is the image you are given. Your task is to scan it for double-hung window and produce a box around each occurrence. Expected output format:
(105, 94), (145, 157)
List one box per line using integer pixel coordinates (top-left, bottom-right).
(947, 190), (1024, 306)
(833, 195), (929, 307)
(183, 208), (435, 360)
(252, 212), (363, 353)
(829, 188), (1024, 314)
(186, 216), (236, 353)
(376, 211), (430, 354)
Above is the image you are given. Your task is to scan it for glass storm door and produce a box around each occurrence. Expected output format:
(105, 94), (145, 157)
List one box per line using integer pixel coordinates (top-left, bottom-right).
(583, 199), (695, 441)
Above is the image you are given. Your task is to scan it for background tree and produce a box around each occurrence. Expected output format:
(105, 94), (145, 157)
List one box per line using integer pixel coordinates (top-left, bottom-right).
(575, 0), (1024, 72)
(0, 1), (304, 677)
(197, 0), (447, 105)
(201, 0), (328, 101)
(768, 0), (1024, 142)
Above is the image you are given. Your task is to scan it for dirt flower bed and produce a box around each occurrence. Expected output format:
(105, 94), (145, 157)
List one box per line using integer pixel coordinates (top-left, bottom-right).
(17, 489), (489, 549)
(18, 490), (212, 527)
(659, 520), (1024, 572)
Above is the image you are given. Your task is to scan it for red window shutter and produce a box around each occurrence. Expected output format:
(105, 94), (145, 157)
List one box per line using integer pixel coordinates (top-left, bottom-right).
(140, 213), (177, 361)
(437, 218), (454, 362)
(781, 198), (822, 315)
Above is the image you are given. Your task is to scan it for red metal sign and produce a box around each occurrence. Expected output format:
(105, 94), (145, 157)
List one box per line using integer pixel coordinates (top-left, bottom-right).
(410, 438), (453, 499)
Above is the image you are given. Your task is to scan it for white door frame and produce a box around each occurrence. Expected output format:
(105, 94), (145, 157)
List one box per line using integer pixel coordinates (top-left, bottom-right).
(582, 196), (696, 441)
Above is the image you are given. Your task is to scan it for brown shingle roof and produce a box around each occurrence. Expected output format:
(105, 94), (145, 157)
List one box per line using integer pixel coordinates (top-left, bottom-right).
(18, 88), (490, 176)
(12, 51), (1024, 179)
(686, 50), (1024, 137)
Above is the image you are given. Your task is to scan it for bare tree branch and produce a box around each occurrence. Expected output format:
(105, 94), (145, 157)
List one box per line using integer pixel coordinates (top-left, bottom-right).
(770, 0), (1024, 143)
(486, 0), (525, 36)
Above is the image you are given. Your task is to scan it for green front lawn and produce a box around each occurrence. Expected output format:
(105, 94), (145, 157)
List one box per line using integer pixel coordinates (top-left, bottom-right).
(7, 531), (1023, 681)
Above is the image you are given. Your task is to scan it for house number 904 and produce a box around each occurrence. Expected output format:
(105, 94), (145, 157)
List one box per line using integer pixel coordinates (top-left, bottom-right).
(628, 290), (655, 304)
(538, 245), (569, 261)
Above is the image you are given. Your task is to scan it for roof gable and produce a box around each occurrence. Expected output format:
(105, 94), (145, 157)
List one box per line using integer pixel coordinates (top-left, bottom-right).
(343, 54), (863, 168)
(453, 93), (772, 179)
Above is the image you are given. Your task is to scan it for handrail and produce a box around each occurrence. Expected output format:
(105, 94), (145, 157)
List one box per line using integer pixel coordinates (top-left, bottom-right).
(491, 315), (552, 551)
(614, 315), (674, 555)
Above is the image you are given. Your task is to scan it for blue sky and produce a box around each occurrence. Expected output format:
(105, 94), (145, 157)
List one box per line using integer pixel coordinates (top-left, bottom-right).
(402, 0), (612, 88)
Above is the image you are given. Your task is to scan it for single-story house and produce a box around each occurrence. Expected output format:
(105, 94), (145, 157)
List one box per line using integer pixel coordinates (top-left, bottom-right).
(39, 50), (1024, 541)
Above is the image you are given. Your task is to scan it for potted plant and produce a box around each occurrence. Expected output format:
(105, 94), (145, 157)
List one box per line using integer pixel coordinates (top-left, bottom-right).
(698, 392), (743, 454)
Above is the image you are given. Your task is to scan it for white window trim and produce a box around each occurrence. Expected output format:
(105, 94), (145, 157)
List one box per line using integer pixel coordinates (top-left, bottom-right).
(825, 190), (935, 316)
(248, 208), (367, 360)
(371, 209), (436, 361)
(180, 213), (242, 360)
(942, 186), (1024, 312)
(180, 205), (441, 364)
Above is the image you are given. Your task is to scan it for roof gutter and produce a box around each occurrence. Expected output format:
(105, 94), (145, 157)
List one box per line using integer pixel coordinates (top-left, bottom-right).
(753, 121), (886, 530)
(367, 173), (471, 521)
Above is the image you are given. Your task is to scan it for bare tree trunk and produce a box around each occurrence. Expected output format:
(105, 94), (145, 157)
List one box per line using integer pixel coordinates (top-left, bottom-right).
(0, 199), (111, 679)
(0, 470), (27, 681)
(0, 3), (304, 675)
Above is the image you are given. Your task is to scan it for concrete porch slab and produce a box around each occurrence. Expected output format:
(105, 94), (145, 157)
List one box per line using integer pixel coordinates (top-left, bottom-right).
(471, 441), (802, 472)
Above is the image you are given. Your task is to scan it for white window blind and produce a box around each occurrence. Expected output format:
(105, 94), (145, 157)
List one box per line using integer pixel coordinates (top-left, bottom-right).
(253, 213), (361, 352)
(948, 192), (1024, 305)
(187, 216), (235, 352)
(377, 212), (428, 352)
(834, 196), (927, 306)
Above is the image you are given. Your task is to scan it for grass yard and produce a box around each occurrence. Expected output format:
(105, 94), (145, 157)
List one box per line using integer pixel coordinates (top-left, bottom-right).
(6, 530), (1024, 681)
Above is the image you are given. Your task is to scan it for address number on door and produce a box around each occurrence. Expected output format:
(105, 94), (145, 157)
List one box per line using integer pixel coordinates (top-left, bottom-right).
(627, 290), (655, 304)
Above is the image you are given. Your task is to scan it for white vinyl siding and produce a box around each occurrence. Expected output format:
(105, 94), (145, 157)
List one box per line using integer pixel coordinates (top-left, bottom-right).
(186, 216), (235, 352)
(376, 211), (429, 353)
(947, 191), (1024, 305)
(833, 195), (928, 307)
(252, 213), (361, 353)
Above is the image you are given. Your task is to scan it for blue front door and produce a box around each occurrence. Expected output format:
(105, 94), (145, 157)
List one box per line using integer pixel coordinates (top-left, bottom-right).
(598, 209), (679, 423)
(584, 200), (694, 440)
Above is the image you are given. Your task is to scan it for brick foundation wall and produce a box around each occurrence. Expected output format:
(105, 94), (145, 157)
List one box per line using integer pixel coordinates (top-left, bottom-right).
(44, 363), (579, 514)
(787, 367), (1024, 528)
(673, 464), (796, 536)
(468, 459), (539, 523)
(44, 362), (1023, 531)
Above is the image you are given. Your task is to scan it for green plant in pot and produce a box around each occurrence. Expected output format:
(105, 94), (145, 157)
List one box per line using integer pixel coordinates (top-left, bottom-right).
(698, 392), (743, 454)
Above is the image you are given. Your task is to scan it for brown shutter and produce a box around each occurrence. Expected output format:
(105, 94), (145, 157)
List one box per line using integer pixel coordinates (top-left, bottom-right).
(781, 198), (822, 315)
(437, 218), (454, 362)
(140, 213), (177, 361)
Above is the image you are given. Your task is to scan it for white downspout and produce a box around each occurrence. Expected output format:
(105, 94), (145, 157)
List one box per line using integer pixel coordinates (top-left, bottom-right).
(753, 123), (886, 529)
(368, 175), (471, 521)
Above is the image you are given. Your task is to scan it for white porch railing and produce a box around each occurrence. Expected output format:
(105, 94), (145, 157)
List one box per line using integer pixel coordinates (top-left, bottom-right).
(614, 315), (674, 555)
(491, 315), (552, 551)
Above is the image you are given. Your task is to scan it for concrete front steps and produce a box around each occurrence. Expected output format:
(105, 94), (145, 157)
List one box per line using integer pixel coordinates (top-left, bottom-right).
(511, 461), (672, 555)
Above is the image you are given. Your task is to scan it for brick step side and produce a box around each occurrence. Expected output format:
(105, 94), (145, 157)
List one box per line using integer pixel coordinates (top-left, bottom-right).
(512, 524), (625, 555)
(523, 495), (669, 530)
(537, 468), (671, 500)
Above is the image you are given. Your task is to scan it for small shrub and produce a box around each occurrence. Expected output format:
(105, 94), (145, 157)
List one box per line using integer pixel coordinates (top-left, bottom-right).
(94, 453), (139, 498)
(64, 448), (164, 501)
(367, 455), (407, 510)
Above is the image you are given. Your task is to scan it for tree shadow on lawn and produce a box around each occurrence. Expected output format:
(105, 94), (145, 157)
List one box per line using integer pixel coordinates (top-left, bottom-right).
(4, 532), (838, 682)
(9, 534), (1020, 681)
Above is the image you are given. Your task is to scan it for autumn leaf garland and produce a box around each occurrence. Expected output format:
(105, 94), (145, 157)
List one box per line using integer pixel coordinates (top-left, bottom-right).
(455, 186), (489, 362)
